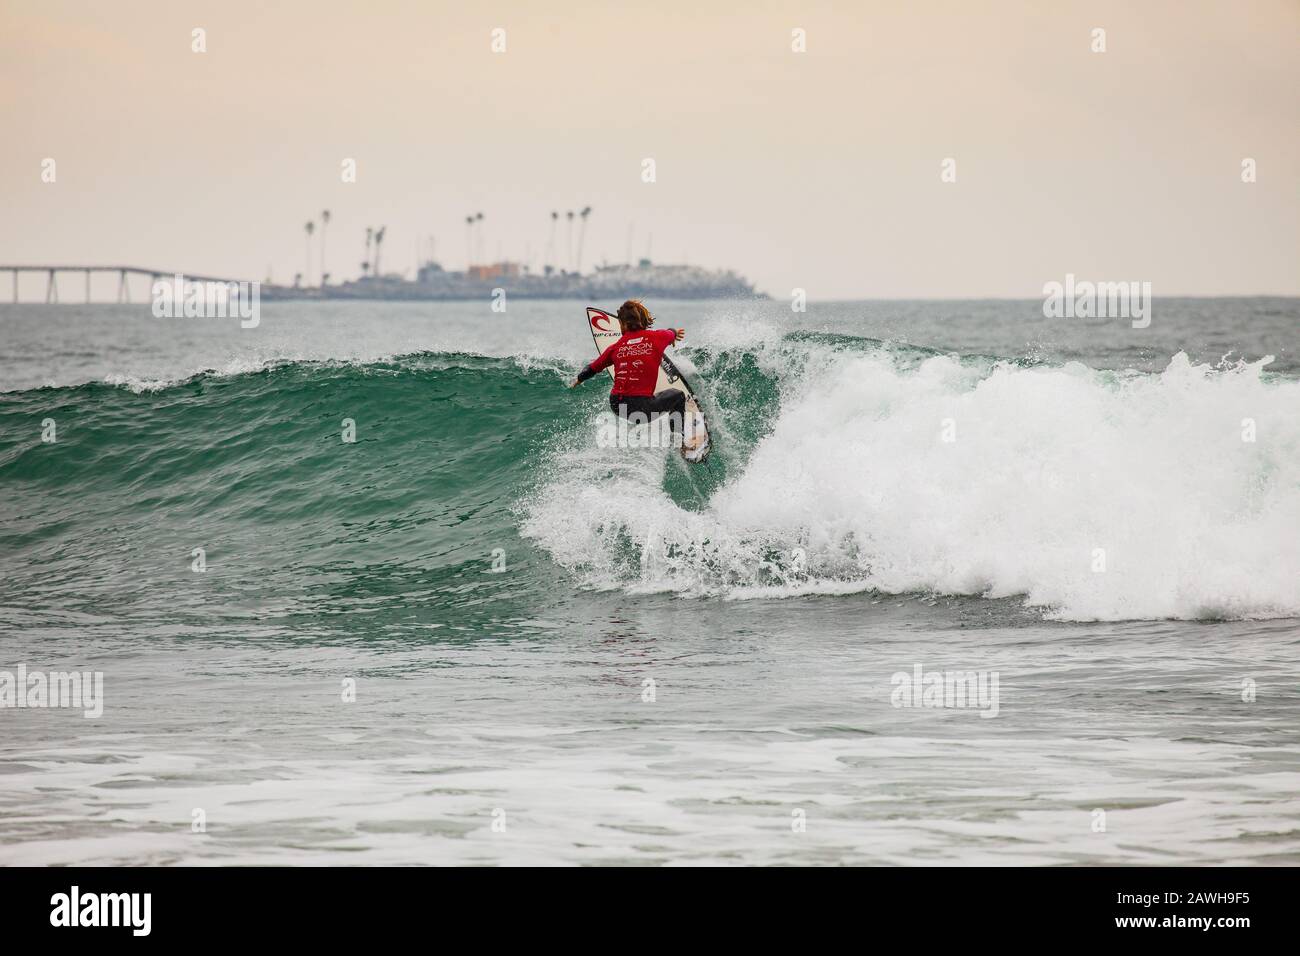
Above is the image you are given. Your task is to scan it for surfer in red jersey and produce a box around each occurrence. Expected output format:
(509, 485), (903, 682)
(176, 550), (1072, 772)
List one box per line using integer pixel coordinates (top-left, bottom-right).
(570, 299), (695, 444)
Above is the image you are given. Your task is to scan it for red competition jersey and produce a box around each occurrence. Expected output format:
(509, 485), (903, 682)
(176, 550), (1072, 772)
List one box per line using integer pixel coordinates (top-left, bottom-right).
(586, 328), (677, 397)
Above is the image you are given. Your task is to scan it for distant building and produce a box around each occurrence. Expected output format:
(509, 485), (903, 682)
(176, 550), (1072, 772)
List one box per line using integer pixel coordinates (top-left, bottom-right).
(465, 262), (522, 281)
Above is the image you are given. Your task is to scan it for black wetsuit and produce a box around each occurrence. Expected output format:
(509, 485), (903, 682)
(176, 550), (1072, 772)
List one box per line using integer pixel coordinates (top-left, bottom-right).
(607, 390), (686, 433)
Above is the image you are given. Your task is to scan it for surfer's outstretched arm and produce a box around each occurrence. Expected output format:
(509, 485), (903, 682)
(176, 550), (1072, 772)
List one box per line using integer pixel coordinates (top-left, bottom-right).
(570, 340), (619, 388)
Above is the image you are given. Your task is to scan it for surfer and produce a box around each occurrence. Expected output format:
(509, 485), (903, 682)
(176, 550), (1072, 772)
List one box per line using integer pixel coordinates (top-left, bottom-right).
(570, 300), (702, 451)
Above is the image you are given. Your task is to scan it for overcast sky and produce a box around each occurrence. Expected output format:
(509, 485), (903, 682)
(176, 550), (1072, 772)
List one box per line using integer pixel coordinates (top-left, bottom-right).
(1, 0), (1296, 298)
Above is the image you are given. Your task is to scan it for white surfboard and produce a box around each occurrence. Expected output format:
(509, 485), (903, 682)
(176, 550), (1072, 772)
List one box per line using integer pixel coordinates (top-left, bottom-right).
(586, 306), (711, 463)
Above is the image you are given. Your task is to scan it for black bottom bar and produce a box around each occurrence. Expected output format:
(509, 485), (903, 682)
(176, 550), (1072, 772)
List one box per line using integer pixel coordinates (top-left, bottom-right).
(0, 866), (1283, 942)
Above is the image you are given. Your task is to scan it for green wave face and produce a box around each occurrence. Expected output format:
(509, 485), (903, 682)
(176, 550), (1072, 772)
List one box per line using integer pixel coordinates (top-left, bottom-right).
(0, 349), (783, 640)
(0, 358), (552, 634)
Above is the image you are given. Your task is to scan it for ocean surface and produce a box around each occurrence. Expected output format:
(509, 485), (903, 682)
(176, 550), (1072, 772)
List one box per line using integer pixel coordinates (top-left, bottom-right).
(1, 297), (1297, 865)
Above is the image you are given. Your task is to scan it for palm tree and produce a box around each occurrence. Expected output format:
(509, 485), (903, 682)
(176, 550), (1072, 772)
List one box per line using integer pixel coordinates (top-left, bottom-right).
(304, 220), (315, 285)
(374, 226), (387, 277)
(293, 271), (303, 288)
(319, 210), (331, 286)
(576, 206), (592, 274)
(544, 211), (558, 273)
(364, 227), (374, 277)
(465, 215), (475, 268)
(565, 211), (576, 271)
(475, 212), (484, 264)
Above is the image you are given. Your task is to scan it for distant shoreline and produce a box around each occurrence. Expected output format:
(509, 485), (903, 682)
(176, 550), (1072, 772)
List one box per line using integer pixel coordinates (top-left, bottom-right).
(6, 293), (1299, 307)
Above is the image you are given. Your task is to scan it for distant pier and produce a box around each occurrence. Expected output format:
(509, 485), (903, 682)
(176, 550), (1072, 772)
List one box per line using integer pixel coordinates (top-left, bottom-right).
(0, 266), (256, 304)
(1, 261), (764, 304)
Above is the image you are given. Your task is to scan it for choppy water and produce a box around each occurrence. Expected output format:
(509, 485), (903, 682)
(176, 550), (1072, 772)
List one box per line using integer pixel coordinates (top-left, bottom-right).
(1, 298), (1297, 865)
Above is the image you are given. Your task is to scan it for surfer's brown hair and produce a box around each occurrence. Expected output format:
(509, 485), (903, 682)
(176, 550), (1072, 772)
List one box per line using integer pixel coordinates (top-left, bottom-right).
(617, 299), (653, 332)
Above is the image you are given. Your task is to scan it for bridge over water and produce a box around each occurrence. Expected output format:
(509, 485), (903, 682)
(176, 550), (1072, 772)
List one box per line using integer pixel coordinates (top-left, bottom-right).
(1, 266), (258, 303)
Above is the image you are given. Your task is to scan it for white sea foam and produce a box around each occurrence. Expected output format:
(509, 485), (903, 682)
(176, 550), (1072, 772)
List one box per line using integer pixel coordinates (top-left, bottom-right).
(522, 344), (1300, 621)
(98, 350), (569, 394)
(102, 373), (175, 394)
(104, 355), (294, 392)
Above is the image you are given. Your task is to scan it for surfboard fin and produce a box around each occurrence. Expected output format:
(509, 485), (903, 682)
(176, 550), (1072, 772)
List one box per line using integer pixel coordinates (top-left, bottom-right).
(680, 398), (711, 463)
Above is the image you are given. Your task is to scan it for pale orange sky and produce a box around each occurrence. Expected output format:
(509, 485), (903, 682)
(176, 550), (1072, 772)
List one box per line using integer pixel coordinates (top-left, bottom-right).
(1, 0), (1296, 298)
